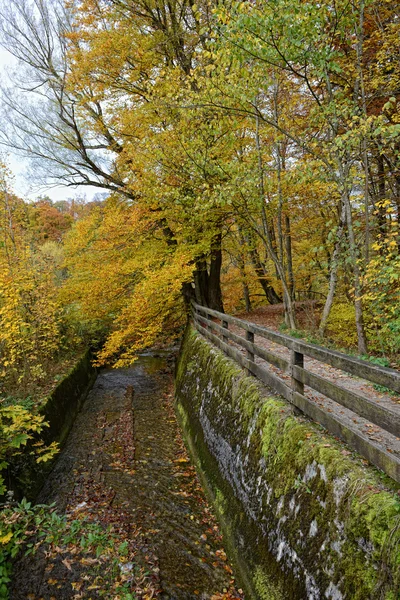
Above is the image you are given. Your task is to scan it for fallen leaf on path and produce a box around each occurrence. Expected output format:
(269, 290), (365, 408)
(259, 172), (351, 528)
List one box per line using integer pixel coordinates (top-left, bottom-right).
(61, 558), (72, 570)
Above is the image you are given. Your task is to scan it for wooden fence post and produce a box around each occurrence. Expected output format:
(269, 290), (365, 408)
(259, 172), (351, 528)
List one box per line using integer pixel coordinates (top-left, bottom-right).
(290, 349), (304, 396)
(222, 320), (229, 343)
(246, 330), (255, 362)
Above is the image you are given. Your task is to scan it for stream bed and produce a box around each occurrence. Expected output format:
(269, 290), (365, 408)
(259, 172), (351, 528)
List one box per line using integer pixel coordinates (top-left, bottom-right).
(10, 352), (244, 599)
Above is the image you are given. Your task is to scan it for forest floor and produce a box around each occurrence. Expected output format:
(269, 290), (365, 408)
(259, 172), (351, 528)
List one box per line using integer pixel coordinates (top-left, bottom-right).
(233, 303), (400, 466)
(10, 352), (244, 600)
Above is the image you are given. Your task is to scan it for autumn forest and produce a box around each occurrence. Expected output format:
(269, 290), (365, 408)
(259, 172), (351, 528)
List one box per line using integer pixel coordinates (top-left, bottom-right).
(0, 0), (399, 595)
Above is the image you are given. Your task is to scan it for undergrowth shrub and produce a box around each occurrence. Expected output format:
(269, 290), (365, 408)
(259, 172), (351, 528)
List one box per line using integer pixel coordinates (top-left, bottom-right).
(0, 499), (136, 599)
(325, 302), (359, 348)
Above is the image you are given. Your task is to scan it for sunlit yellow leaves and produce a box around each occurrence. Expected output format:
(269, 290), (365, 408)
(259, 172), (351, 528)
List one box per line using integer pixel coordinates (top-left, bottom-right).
(0, 404), (59, 493)
(0, 186), (64, 391)
(62, 193), (197, 366)
(0, 532), (13, 545)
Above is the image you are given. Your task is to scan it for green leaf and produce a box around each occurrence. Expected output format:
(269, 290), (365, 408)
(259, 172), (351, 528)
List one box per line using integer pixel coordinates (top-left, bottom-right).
(9, 433), (28, 448)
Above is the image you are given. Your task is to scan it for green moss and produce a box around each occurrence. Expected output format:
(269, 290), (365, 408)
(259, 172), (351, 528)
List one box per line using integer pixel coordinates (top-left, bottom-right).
(214, 489), (227, 516)
(176, 403), (189, 430)
(253, 567), (284, 600)
(9, 350), (96, 500)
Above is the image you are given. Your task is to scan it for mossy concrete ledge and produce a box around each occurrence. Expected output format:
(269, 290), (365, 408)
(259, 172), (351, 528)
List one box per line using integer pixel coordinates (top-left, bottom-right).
(10, 350), (97, 500)
(175, 327), (400, 600)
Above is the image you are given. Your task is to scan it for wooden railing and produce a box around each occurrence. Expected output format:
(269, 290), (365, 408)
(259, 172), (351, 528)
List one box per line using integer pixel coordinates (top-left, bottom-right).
(191, 302), (400, 483)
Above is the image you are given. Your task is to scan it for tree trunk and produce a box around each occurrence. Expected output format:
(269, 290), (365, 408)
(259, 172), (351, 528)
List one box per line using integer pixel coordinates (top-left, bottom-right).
(353, 0), (370, 263)
(181, 281), (195, 306)
(193, 258), (209, 307)
(236, 233), (252, 313)
(319, 199), (346, 335)
(193, 234), (224, 312)
(285, 214), (294, 300)
(249, 247), (282, 304)
(244, 229), (281, 304)
(376, 153), (387, 246)
(208, 232), (224, 312)
(242, 281), (251, 313)
(344, 194), (368, 355)
(254, 108), (295, 325)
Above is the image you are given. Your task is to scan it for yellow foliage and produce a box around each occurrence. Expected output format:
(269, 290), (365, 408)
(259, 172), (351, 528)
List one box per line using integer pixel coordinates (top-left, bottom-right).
(62, 197), (196, 365)
(362, 221), (400, 354)
(0, 249), (62, 389)
(325, 303), (359, 348)
(0, 404), (59, 494)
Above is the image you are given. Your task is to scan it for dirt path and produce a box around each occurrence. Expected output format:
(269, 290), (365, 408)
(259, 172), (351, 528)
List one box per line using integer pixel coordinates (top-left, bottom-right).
(10, 352), (243, 600)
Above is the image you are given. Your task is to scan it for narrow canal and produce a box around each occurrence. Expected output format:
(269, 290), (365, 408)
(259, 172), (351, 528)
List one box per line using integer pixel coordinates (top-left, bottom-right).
(10, 352), (244, 599)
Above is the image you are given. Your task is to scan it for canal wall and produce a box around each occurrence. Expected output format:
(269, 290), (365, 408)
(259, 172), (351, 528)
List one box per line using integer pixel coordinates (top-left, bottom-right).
(10, 350), (96, 500)
(175, 326), (400, 600)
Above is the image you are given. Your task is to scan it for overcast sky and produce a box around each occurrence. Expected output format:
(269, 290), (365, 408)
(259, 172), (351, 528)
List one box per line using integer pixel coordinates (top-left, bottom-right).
(0, 46), (101, 203)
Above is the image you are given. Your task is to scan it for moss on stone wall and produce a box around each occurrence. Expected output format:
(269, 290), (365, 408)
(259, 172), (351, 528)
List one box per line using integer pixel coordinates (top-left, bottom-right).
(39, 350), (97, 448)
(175, 326), (400, 600)
(9, 350), (96, 500)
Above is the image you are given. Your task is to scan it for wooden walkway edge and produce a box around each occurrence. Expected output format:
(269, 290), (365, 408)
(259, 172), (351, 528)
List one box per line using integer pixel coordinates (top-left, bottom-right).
(192, 302), (400, 484)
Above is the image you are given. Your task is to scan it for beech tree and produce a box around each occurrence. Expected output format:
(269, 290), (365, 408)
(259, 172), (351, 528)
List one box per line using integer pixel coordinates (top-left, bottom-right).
(0, 0), (398, 361)
(0, 0), (229, 312)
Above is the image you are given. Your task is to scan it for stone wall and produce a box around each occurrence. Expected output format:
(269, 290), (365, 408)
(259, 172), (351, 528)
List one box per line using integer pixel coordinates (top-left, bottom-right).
(10, 350), (96, 500)
(175, 327), (400, 600)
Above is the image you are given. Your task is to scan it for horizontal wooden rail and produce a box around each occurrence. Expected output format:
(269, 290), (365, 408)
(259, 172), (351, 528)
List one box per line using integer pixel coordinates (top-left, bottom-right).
(194, 304), (400, 392)
(292, 366), (400, 438)
(196, 314), (289, 372)
(192, 302), (400, 483)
